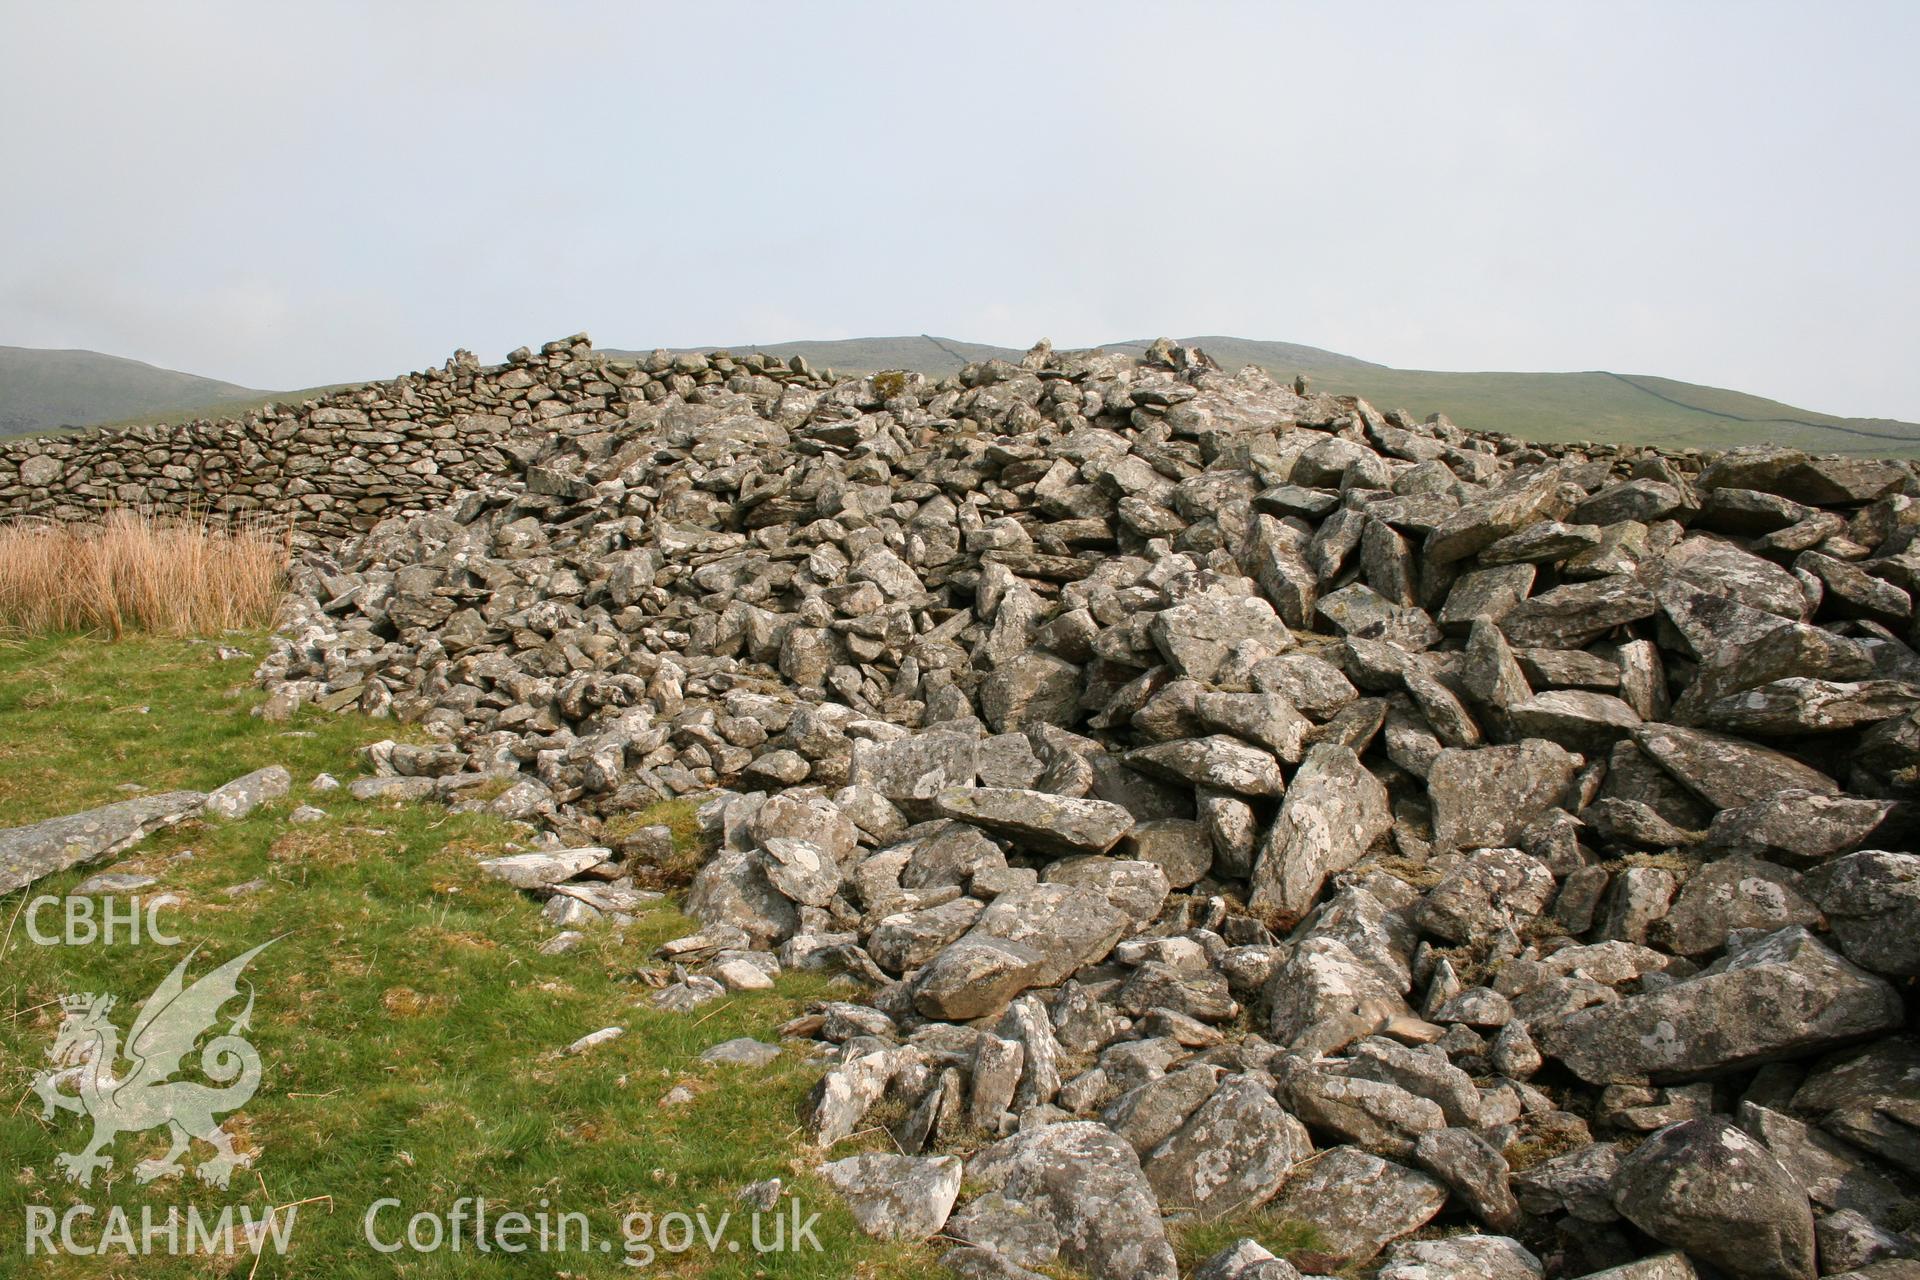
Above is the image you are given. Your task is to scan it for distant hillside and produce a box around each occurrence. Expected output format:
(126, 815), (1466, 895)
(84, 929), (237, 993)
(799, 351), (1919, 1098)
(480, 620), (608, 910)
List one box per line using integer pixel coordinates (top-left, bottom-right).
(9, 334), (1920, 458)
(0, 346), (271, 437)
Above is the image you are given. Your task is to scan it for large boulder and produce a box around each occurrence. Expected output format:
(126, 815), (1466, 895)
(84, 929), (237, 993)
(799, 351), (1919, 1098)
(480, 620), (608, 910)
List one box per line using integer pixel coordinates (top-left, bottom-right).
(0, 791), (207, 896)
(1611, 1117), (1817, 1280)
(932, 788), (1134, 858)
(818, 1153), (962, 1241)
(1539, 927), (1904, 1083)
(1141, 1072), (1310, 1218)
(1427, 741), (1579, 851)
(957, 1121), (1178, 1280)
(1248, 744), (1390, 919)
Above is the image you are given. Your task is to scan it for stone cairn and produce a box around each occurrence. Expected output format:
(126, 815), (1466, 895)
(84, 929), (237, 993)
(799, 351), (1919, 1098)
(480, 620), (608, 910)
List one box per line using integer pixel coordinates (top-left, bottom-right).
(257, 333), (1919, 1280)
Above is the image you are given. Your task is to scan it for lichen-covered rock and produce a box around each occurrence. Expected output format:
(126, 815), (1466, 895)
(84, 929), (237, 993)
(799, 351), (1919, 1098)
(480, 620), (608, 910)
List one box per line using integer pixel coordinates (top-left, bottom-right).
(1264, 1146), (1446, 1265)
(1540, 928), (1904, 1083)
(932, 788), (1134, 858)
(960, 1121), (1178, 1280)
(1611, 1117), (1817, 1280)
(1248, 744), (1389, 919)
(818, 1153), (962, 1241)
(1142, 1072), (1310, 1217)
(1426, 741), (1579, 851)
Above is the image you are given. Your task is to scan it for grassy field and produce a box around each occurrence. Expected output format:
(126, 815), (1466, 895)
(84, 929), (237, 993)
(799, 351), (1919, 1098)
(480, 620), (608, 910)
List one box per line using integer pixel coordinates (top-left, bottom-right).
(0, 633), (929, 1278)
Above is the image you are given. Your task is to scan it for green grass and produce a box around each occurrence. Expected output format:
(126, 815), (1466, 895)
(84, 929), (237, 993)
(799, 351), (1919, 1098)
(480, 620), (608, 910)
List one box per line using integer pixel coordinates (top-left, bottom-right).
(0, 633), (928, 1277)
(1171, 1209), (1336, 1276)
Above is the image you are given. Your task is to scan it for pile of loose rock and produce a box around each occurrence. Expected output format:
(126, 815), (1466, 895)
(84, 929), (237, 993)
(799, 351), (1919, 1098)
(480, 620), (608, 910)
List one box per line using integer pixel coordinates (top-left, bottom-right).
(260, 335), (1919, 1280)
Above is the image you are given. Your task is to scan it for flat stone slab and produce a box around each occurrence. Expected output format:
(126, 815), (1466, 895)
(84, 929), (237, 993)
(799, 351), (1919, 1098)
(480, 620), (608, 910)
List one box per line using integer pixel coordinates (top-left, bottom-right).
(0, 791), (206, 897)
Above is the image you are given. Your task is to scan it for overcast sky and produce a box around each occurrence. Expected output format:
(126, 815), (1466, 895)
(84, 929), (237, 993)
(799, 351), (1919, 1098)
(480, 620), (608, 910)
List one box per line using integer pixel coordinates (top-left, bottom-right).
(3, 1), (1916, 419)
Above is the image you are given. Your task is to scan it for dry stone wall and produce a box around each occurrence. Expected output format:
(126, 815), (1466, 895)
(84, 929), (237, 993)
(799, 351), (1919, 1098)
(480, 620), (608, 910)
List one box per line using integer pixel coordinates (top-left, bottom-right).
(0, 334), (830, 544)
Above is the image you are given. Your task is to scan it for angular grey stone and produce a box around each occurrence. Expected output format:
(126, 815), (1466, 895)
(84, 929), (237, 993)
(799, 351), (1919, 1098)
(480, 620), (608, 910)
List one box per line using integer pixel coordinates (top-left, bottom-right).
(1634, 722), (1837, 811)
(932, 787), (1134, 858)
(1812, 850), (1920, 976)
(1665, 535), (1809, 620)
(1413, 1127), (1520, 1231)
(1315, 581), (1442, 650)
(1126, 735), (1285, 798)
(1425, 470), (1576, 565)
(0, 791), (205, 896)
(1738, 1102), (1912, 1221)
(1043, 856), (1169, 929)
(818, 1152), (962, 1241)
(916, 883), (1128, 1019)
(1427, 742), (1578, 851)
(1704, 790), (1905, 865)
(1481, 520), (1604, 566)
(1612, 1116), (1817, 1280)
(1122, 818), (1213, 889)
(1500, 574), (1658, 649)
(1376, 1234), (1542, 1280)
(962, 1121), (1178, 1280)
(1266, 937), (1411, 1055)
(807, 1047), (912, 1146)
(1143, 1072), (1310, 1218)
(1192, 691), (1312, 762)
(760, 835), (841, 906)
(1250, 652), (1359, 717)
(1192, 1237), (1304, 1280)
(852, 731), (979, 804)
(1248, 744), (1389, 919)
(700, 1038), (781, 1067)
(204, 765), (291, 820)
(1150, 595), (1292, 683)
(1653, 856), (1819, 956)
(1103, 1064), (1221, 1156)
(477, 846), (612, 889)
(1416, 848), (1556, 944)
(1508, 689), (1642, 750)
(683, 848), (800, 947)
(1512, 1140), (1623, 1224)
(1792, 1037), (1920, 1176)
(1265, 1146), (1446, 1265)
(1277, 1057), (1443, 1158)
(869, 897), (986, 974)
(981, 652), (1082, 732)
(913, 939), (1050, 1021)
(1539, 927), (1904, 1083)
(1700, 678), (1920, 736)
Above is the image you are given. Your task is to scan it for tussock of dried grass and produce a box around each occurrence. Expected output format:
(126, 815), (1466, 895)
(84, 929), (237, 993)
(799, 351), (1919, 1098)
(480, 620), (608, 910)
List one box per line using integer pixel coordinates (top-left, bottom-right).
(0, 510), (288, 637)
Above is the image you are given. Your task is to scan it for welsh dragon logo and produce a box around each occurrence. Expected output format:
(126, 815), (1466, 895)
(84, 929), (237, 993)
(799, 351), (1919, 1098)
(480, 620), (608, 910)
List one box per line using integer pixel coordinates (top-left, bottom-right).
(32, 941), (273, 1189)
